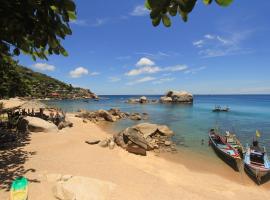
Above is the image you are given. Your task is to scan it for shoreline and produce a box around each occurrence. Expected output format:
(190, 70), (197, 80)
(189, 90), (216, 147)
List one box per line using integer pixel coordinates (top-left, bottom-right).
(1, 98), (270, 199)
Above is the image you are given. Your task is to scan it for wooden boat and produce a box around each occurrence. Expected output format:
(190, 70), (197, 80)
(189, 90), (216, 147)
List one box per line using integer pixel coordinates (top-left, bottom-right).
(212, 106), (229, 112)
(244, 141), (270, 184)
(209, 129), (242, 171)
(10, 177), (28, 200)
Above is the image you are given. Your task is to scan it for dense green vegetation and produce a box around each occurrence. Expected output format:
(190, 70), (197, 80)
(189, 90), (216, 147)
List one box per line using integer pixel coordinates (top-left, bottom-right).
(0, 64), (96, 99)
(0, 0), (76, 64)
(146, 0), (233, 27)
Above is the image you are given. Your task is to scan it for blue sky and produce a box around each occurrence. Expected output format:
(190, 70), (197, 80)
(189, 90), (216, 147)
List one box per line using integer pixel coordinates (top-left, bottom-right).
(18, 0), (270, 95)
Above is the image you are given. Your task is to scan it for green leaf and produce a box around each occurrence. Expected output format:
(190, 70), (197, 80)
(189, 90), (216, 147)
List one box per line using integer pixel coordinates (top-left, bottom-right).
(13, 48), (20, 56)
(203, 0), (212, 5)
(152, 16), (161, 27)
(63, 0), (76, 11)
(179, 9), (188, 22)
(59, 47), (69, 56)
(162, 14), (171, 27)
(168, 4), (178, 16)
(215, 0), (233, 7)
(68, 11), (76, 20)
(145, 0), (151, 10)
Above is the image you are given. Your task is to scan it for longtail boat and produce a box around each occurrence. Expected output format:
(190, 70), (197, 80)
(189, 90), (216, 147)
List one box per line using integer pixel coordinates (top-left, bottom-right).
(244, 141), (270, 185)
(209, 129), (243, 171)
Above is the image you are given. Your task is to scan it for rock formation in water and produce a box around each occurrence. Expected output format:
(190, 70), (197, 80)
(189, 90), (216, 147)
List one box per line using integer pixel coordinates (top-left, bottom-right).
(160, 90), (193, 104)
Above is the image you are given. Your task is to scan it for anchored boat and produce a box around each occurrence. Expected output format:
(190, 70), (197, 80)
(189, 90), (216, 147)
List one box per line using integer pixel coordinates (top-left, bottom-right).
(209, 129), (243, 171)
(244, 140), (270, 184)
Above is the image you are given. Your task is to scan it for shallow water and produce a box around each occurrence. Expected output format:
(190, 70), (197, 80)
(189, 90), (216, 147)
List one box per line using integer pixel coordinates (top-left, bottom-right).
(44, 95), (270, 157)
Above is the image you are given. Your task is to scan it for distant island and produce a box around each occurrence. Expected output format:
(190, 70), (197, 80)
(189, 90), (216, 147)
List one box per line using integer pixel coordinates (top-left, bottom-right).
(0, 65), (98, 100)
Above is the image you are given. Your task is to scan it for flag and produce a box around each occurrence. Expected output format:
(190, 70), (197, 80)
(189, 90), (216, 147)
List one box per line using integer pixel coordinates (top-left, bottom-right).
(256, 130), (261, 138)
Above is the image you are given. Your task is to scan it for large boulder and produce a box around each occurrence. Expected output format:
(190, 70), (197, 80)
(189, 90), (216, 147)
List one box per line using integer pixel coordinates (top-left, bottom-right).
(139, 96), (148, 104)
(134, 123), (174, 137)
(114, 123), (175, 154)
(53, 176), (115, 200)
(160, 90), (193, 103)
(160, 96), (172, 103)
(25, 116), (58, 133)
(97, 110), (116, 122)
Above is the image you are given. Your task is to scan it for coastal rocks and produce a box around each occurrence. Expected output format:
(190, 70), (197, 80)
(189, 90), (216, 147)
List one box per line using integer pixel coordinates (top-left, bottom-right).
(75, 108), (146, 123)
(160, 96), (172, 103)
(52, 176), (115, 200)
(160, 90), (193, 104)
(97, 110), (117, 122)
(129, 113), (142, 120)
(58, 121), (73, 130)
(126, 96), (149, 104)
(25, 116), (58, 133)
(99, 139), (109, 147)
(114, 123), (176, 156)
(139, 96), (148, 104)
(126, 144), (147, 156)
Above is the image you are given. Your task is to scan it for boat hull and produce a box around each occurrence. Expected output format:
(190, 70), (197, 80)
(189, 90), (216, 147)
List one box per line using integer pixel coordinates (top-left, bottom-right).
(210, 140), (240, 171)
(244, 163), (270, 185)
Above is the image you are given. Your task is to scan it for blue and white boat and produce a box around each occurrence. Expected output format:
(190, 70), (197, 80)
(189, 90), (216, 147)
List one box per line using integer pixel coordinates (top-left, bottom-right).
(244, 141), (270, 184)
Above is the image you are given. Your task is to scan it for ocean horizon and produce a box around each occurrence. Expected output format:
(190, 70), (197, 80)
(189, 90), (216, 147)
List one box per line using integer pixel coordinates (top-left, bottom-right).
(44, 94), (270, 158)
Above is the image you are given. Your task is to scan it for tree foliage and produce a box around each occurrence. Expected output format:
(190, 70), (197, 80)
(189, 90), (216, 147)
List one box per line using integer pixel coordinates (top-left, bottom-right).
(145, 0), (233, 27)
(0, 0), (76, 63)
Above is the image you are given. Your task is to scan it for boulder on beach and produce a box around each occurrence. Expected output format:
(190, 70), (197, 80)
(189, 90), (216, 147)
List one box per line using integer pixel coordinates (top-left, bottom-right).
(97, 110), (116, 122)
(160, 90), (193, 104)
(114, 123), (175, 155)
(25, 116), (58, 133)
(53, 176), (115, 200)
(134, 123), (174, 137)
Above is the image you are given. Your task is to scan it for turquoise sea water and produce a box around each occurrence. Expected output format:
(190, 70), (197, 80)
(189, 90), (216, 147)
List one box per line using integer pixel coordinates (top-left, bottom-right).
(44, 95), (270, 156)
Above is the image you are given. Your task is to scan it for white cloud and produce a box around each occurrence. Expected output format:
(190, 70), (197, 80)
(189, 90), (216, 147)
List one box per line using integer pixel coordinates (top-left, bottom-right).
(89, 72), (100, 76)
(184, 66), (206, 74)
(153, 78), (175, 84)
(125, 58), (189, 76)
(69, 67), (89, 78)
(163, 65), (188, 72)
(91, 18), (107, 27)
(33, 63), (55, 71)
(127, 76), (156, 85)
(136, 57), (155, 66)
(193, 31), (253, 58)
(109, 77), (121, 82)
(71, 19), (88, 26)
(130, 5), (149, 16)
(126, 66), (160, 76)
(135, 51), (181, 59)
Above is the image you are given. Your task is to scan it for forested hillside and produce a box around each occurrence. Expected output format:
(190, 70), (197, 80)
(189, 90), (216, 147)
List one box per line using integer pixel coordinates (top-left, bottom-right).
(0, 64), (97, 99)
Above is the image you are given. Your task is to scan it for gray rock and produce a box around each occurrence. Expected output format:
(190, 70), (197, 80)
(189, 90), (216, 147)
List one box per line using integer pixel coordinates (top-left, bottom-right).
(108, 139), (115, 149)
(165, 141), (172, 146)
(129, 113), (142, 120)
(97, 110), (116, 122)
(134, 123), (174, 137)
(139, 96), (148, 104)
(161, 90), (193, 103)
(25, 116), (58, 133)
(99, 139), (109, 147)
(123, 127), (148, 149)
(85, 139), (100, 145)
(126, 144), (147, 156)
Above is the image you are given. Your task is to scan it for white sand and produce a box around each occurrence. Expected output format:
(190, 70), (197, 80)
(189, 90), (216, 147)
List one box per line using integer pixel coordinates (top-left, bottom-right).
(1, 113), (270, 199)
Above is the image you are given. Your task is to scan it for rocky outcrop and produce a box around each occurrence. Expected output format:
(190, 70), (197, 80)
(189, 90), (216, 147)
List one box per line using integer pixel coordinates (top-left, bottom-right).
(75, 109), (146, 123)
(114, 123), (176, 156)
(126, 96), (150, 104)
(139, 96), (148, 104)
(160, 90), (193, 104)
(25, 116), (58, 133)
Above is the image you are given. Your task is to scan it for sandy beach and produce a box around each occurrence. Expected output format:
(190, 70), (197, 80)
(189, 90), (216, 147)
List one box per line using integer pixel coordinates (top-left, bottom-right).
(1, 100), (270, 200)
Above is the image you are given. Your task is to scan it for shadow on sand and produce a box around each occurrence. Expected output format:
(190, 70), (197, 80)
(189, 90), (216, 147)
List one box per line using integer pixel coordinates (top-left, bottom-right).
(0, 128), (39, 191)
